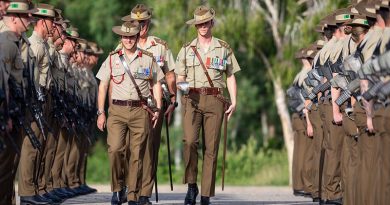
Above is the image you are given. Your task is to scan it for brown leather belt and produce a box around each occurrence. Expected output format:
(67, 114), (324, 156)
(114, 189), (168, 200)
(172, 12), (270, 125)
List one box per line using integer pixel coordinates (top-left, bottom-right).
(189, 87), (222, 95)
(112, 99), (143, 107)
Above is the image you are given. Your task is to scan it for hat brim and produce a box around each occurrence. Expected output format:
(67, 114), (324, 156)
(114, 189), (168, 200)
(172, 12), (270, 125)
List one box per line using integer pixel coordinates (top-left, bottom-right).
(112, 26), (139, 37)
(121, 14), (151, 22)
(7, 8), (38, 14)
(345, 19), (369, 27)
(186, 13), (215, 25)
(355, 2), (377, 19)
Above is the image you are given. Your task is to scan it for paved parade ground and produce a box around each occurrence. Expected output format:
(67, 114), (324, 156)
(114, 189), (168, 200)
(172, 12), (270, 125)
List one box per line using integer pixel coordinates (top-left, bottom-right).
(16, 185), (317, 205)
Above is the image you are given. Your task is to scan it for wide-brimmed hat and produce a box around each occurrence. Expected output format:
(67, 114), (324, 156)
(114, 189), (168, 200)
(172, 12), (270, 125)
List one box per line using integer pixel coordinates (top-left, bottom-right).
(345, 14), (370, 27)
(112, 20), (140, 37)
(76, 39), (88, 52)
(7, 0), (38, 14)
(66, 27), (81, 40)
(355, 0), (377, 19)
(295, 48), (305, 59)
(122, 4), (152, 21)
(86, 42), (104, 55)
(32, 3), (55, 18)
(314, 39), (325, 49)
(323, 13), (338, 27)
(334, 8), (353, 24)
(186, 5), (215, 25)
(375, 0), (390, 10)
(304, 45), (318, 59)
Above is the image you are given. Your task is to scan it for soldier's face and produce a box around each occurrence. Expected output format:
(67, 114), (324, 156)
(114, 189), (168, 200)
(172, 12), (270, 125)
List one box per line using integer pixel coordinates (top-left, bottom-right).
(41, 18), (54, 36)
(344, 25), (352, 35)
(52, 25), (62, 41)
(195, 20), (213, 37)
(121, 35), (138, 50)
(139, 20), (150, 37)
(16, 14), (31, 33)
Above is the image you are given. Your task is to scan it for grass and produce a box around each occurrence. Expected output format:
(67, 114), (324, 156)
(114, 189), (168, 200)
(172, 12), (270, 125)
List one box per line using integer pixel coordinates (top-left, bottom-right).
(86, 137), (289, 186)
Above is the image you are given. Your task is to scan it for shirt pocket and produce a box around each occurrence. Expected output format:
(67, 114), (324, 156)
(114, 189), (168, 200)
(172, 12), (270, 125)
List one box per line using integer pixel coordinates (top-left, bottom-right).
(185, 57), (203, 80)
(111, 66), (125, 83)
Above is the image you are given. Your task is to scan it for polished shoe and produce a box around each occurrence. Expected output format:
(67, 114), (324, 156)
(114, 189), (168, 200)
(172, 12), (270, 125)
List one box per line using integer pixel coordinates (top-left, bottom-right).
(127, 201), (138, 205)
(201, 196), (211, 205)
(293, 190), (306, 197)
(80, 184), (97, 194)
(313, 197), (321, 202)
(41, 192), (63, 203)
(73, 186), (90, 195)
(20, 195), (50, 205)
(303, 192), (312, 198)
(51, 188), (71, 199)
(325, 198), (343, 205)
(184, 183), (199, 205)
(111, 188), (127, 205)
(65, 187), (81, 197)
(58, 187), (76, 198)
(139, 196), (152, 205)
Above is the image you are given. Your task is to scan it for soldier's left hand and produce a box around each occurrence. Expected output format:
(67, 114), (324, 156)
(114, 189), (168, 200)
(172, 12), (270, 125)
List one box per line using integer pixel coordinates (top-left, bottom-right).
(152, 111), (159, 128)
(366, 117), (375, 134)
(225, 103), (236, 121)
(164, 104), (176, 124)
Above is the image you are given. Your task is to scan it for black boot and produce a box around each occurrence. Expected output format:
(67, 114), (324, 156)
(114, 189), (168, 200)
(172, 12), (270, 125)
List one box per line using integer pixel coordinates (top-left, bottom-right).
(111, 187), (127, 205)
(201, 196), (211, 205)
(20, 195), (50, 205)
(111, 192), (120, 205)
(41, 191), (63, 204)
(184, 183), (199, 205)
(139, 196), (152, 205)
(127, 201), (138, 205)
(119, 187), (127, 203)
(325, 198), (343, 205)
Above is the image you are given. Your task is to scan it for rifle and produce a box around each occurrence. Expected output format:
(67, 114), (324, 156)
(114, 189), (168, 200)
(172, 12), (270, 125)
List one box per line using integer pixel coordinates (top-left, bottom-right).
(362, 81), (386, 101)
(335, 79), (361, 106)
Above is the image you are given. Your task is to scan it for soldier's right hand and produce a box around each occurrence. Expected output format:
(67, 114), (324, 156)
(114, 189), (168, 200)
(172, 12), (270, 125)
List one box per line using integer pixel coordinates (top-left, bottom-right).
(97, 114), (106, 131)
(333, 111), (343, 126)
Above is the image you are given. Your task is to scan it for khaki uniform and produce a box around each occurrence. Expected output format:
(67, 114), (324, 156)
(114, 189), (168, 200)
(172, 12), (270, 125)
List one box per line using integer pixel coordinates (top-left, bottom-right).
(356, 26), (383, 205)
(51, 51), (72, 189)
(291, 112), (306, 192)
(0, 23), (25, 204)
(19, 31), (51, 196)
(175, 37), (240, 197)
(137, 36), (175, 197)
(97, 48), (163, 201)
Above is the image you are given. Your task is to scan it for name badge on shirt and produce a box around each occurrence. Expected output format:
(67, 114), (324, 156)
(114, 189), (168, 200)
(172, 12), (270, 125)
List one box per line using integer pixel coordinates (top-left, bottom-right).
(134, 67), (152, 80)
(155, 56), (165, 67)
(206, 57), (227, 70)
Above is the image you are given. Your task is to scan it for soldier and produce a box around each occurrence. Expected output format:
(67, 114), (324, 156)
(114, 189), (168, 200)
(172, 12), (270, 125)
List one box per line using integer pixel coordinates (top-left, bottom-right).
(290, 48), (313, 198)
(121, 4), (177, 205)
(96, 20), (163, 205)
(0, 1), (34, 204)
(175, 5), (240, 205)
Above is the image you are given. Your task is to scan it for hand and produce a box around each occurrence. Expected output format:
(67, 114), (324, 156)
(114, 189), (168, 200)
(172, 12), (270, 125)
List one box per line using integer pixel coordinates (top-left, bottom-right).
(6, 119), (12, 132)
(225, 103), (236, 121)
(97, 113), (106, 131)
(152, 112), (159, 128)
(164, 104), (176, 124)
(333, 112), (343, 125)
(306, 124), (314, 137)
(366, 117), (375, 134)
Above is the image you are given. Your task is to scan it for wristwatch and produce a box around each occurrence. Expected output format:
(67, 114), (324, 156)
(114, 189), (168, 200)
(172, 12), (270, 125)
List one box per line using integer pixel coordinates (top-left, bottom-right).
(97, 110), (105, 116)
(171, 102), (178, 108)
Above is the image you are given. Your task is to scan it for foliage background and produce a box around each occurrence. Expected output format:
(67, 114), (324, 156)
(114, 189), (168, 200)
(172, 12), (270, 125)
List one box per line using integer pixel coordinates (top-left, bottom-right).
(37, 0), (349, 185)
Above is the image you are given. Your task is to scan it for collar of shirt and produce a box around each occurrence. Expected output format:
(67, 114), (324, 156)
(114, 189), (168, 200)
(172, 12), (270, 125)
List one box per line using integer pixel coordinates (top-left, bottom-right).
(138, 35), (154, 50)
(189, 37), (222, 53)
(122, 47), (141, 64)
(31, 31), (45, 44)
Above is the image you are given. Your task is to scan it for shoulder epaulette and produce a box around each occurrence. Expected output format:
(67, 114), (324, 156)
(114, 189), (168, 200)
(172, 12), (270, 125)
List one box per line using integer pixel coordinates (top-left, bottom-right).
(154, 37), (168, 49)
(218, 39), (231, 49)
(183, 41), (191, 48)
(140, 49), (154, 58)
(110, 49), (121, 55)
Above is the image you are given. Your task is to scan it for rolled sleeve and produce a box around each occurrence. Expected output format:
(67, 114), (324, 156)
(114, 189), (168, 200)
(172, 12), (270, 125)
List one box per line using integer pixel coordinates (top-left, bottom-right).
(96, 57), (111, 82)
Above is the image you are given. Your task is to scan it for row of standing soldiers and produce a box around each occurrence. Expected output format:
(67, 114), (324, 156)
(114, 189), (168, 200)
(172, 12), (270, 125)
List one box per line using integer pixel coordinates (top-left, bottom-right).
(288, 0), (390, 205)
(0, 0), (102, 204)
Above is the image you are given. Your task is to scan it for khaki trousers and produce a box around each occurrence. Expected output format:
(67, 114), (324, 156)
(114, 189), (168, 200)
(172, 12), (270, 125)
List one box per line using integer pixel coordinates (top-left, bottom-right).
(51, 128), (69, 188)
(107, 104), (149, 201)
(38, 120), (60, 193)
(381, 106), (390, 205)
(321, 100), (344, 201)
(18, 121), (45, 196)
(0, 128), (22, 204)
(354, 102), (380, 205)
(374, 105), (387, 205)
(139, 105), (165, 197)
(291, 112), (306, 192)
(309, 104), (324, 199)
(64, 132), (83, 188)
(340, 104), (359, 205)
(182, 93), (224, 197)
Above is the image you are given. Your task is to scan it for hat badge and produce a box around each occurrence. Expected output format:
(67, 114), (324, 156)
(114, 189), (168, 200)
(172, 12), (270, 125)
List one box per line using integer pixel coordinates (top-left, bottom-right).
(136, 11), (141, 19)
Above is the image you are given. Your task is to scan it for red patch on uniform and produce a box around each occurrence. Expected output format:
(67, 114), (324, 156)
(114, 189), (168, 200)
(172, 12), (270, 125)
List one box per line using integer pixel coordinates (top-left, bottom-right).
(151, 41), (156, 46)
(138, 50), (142, 57)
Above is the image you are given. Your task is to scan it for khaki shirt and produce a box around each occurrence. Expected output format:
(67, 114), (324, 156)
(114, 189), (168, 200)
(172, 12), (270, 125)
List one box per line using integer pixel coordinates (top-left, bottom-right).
(320, 37), (338, 65)
(29, 31), (50, 88)
(96, 48), (163, 101)
(0, 20), (6, 32)
(360, 26), (383, 63)
(0, 25), (25, 89)
(138, 36), (175, 75)
(342, 36), (356, 59)
(380, 27), (390, 54)
(175, 37), (240, 88)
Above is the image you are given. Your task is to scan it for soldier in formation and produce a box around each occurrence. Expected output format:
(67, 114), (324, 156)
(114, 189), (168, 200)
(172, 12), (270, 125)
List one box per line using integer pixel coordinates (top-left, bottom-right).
(288, 0), (390, 204)
(0, 0), (101, 204)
